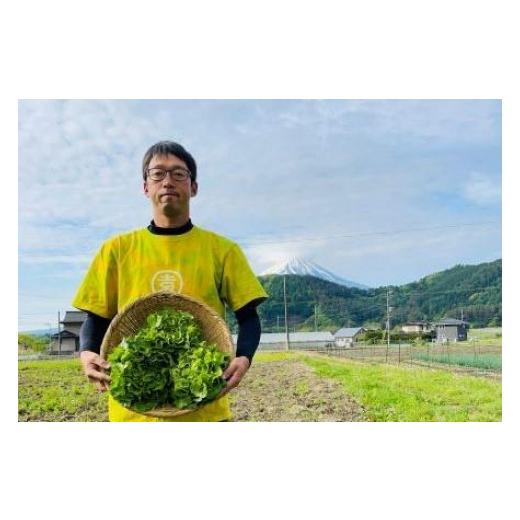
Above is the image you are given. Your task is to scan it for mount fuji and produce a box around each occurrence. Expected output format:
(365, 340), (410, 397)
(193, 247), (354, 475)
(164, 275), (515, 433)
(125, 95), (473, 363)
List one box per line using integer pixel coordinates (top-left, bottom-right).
(259, 257), (370, 290)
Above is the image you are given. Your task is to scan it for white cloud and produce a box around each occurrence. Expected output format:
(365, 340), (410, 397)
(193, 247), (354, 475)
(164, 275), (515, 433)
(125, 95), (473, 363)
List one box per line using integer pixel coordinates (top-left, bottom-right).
(463, 171), (501, 206)
(244, 240), (322, 273)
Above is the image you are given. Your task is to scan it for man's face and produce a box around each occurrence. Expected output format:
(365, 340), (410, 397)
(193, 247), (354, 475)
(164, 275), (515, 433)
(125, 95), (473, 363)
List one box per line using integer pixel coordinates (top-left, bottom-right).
(143, 154), (198, 216)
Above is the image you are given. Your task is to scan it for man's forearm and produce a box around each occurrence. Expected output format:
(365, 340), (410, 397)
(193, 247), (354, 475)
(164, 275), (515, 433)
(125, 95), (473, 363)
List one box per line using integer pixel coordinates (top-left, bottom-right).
(234, 303), (262, 364)
(79, 312), (111, 354)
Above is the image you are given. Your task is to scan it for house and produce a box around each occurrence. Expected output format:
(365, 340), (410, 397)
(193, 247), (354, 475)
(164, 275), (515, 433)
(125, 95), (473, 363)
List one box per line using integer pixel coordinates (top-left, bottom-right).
(433, 318), (469, 343)
(50, 310), (87, 353)
(333, 327), (366, 347)
(232, 331), (335, 351)
(401, 321), (431, 333)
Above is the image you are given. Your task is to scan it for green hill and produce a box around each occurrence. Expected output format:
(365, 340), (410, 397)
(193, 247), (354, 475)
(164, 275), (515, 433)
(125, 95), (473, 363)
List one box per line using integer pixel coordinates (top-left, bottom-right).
(227, 259), (501, 332)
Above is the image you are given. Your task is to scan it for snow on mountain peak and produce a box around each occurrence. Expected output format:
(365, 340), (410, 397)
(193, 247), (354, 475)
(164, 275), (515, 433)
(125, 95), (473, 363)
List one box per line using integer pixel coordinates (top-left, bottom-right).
(260, 256), (370, 289)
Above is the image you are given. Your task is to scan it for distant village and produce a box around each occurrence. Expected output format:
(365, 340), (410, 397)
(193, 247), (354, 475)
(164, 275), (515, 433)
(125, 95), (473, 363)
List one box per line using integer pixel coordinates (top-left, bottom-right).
(47, 311), (469, 354)
(31, 257), (497, 355)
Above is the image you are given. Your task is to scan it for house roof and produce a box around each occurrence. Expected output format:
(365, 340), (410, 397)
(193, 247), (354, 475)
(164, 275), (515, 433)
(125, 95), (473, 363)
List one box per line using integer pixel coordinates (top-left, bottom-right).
(51, 330), (79, 339)
(61, 311), (88, 324)
(403, 321), (429, 326)
(434, 318), (468, 326)
(232, 331), (334, 344)
(333, 327), (365, 338)
(287, 331), (335, 342)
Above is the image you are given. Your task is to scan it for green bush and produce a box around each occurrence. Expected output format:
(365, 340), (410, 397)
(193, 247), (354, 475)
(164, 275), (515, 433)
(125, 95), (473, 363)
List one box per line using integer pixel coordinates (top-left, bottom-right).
(18, 333), (48, 353)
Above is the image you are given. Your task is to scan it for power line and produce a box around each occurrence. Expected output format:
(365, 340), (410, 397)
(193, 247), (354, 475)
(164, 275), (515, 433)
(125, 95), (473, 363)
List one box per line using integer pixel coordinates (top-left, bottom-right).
(236, 221), (500, 246)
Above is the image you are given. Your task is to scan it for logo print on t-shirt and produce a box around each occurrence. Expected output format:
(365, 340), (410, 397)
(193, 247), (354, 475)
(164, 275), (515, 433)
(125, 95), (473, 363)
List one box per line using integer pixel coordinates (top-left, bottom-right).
(151, 270), (183, 293)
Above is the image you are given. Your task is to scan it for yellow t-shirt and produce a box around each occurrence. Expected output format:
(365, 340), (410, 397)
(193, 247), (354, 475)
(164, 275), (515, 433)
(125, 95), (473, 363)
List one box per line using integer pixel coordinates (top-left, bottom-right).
(72, 224), (268, 422)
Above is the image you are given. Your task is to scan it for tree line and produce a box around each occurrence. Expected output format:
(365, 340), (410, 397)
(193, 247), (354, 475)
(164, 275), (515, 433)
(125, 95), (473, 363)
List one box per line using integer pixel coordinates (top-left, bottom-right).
(227, 259), (502, 332)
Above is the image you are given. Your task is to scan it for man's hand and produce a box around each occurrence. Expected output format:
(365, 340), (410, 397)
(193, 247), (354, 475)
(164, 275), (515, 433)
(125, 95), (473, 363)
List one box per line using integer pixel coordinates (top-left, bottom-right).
(219, 356), (250, 397)
(80, 351), (111, 393)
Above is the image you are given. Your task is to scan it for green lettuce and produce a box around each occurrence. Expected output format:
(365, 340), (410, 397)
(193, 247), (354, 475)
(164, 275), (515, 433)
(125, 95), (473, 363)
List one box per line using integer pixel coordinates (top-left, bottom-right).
(170, 344), (229, 408)
(108, 309), (230, 412)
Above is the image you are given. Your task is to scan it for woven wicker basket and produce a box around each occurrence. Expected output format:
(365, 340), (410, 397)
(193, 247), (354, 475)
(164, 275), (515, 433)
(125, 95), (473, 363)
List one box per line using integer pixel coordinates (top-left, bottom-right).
(100, 291), (235, 418)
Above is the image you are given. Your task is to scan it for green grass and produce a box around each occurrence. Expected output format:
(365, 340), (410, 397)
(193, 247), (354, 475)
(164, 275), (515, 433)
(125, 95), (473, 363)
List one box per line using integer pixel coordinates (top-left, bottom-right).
(412, 351), (502, 370)
(465, 327), (502, 347)
(468, 327), (502, 338)
(299, 354), (501, 422)
(294, 380), (310, 396)
(18, 358), (108, 422)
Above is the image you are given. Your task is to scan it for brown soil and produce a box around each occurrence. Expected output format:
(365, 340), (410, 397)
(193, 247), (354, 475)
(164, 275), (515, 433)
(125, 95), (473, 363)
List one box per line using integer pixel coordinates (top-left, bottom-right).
(228, 358), (365, 421)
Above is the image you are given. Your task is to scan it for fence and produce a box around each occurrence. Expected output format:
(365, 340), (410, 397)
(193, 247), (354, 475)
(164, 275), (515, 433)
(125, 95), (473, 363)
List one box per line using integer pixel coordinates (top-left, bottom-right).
(285, 339), (502, 374)
(18, 352), (80, 361)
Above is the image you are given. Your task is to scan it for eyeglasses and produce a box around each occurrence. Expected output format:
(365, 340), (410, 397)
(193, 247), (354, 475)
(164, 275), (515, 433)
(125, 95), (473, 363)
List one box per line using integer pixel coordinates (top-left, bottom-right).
(146, 167), (191, 182)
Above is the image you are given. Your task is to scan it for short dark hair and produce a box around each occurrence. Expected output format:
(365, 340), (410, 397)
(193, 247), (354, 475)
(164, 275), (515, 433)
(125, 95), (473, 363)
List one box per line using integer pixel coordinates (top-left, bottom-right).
(142, 141), (197, 183)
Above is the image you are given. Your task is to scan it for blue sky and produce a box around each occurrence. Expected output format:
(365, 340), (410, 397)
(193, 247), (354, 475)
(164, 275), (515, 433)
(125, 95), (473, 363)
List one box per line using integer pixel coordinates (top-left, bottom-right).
(18, 99), (501, 331)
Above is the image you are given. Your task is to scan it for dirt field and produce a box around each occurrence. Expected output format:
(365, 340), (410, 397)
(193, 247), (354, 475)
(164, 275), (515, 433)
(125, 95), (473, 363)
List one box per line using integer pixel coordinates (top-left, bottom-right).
(228, 357), (365, 421)
(19, 352), (500, 421)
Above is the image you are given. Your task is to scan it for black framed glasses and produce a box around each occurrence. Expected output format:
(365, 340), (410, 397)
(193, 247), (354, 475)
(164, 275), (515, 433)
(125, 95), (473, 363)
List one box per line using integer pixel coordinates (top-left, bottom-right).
(146, 167), (191, 182)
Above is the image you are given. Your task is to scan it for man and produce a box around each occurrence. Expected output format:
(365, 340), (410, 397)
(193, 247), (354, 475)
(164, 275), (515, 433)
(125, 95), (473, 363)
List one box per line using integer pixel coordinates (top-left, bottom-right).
(73, 141), (268, 421)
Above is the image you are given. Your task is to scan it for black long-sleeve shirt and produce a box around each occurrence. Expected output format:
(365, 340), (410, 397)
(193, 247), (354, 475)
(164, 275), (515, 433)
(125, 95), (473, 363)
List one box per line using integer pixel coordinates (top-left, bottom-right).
(79, 219), (263, 363)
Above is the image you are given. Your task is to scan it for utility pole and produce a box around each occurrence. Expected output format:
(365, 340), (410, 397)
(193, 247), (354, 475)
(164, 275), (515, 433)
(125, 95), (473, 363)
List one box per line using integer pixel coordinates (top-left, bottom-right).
(283, 275), (290, 350)
(385, 287), (392, 362)
(314, 304), (318, 332)
(47, 322), (52, 352)
(58, 311), (61, 355)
